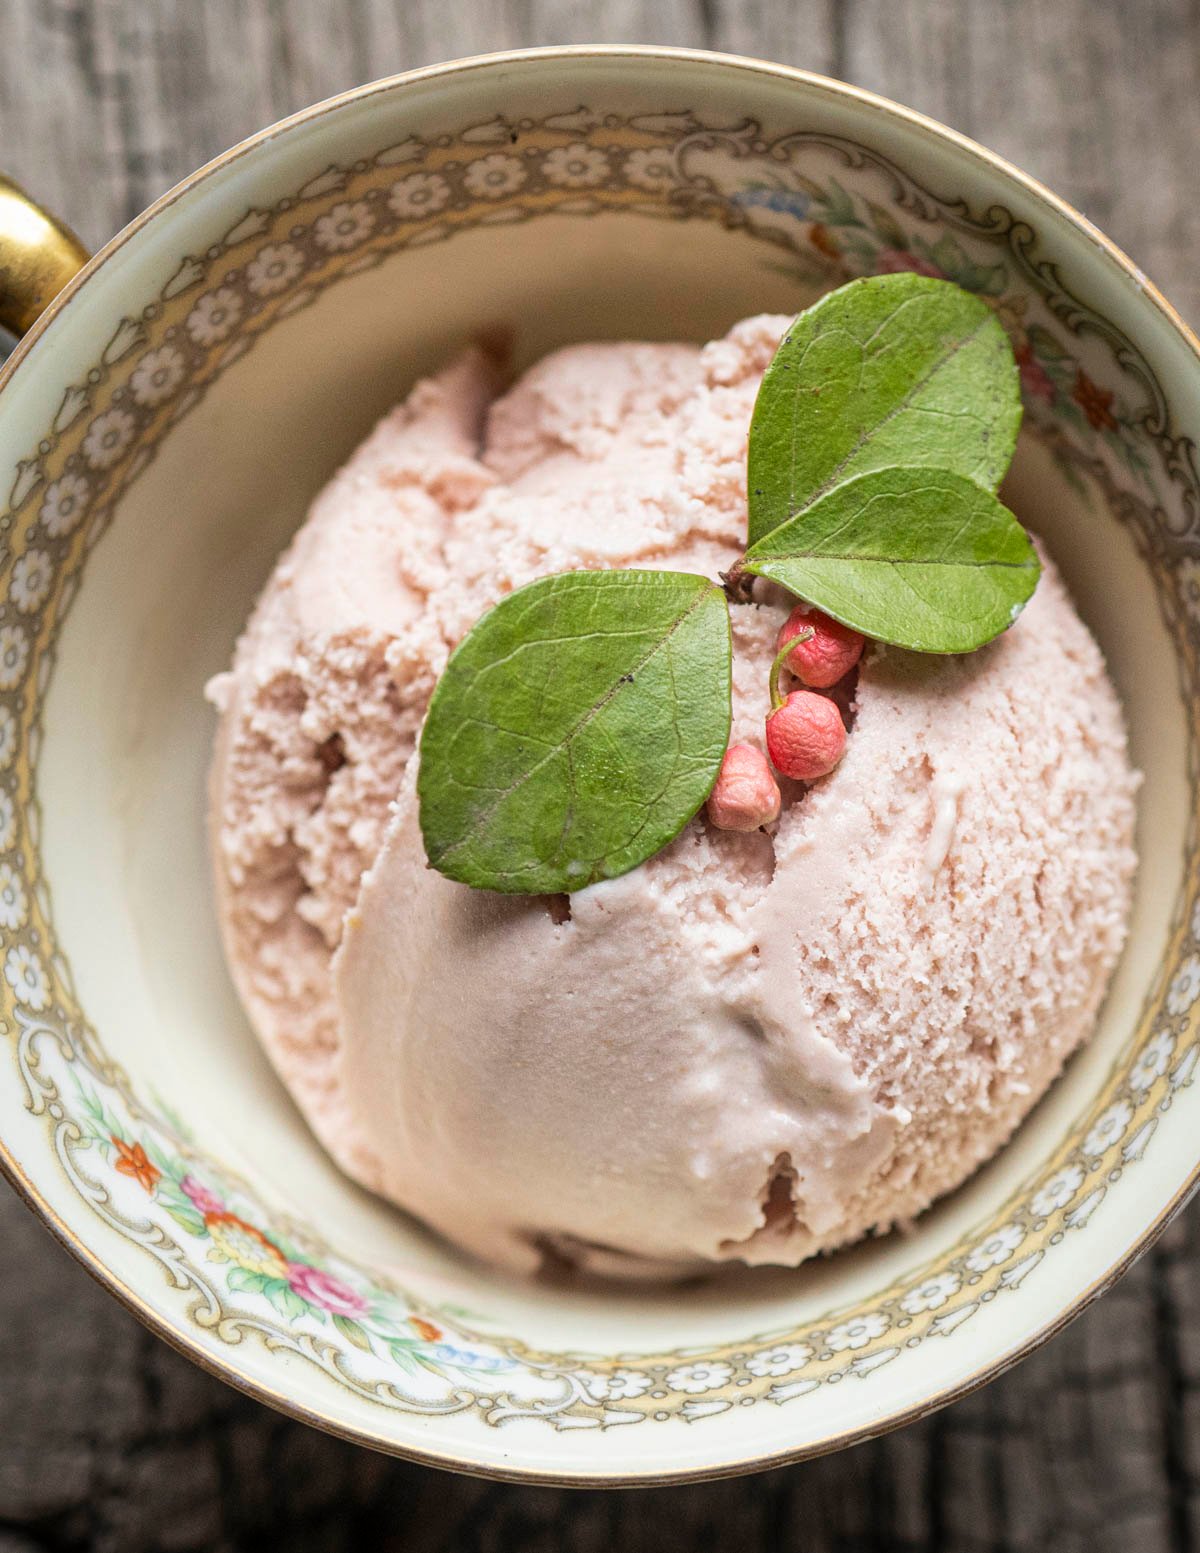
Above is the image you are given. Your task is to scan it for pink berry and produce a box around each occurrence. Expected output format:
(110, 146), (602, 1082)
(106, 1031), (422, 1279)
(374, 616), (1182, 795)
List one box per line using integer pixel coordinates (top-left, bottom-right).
(777, 605), (864, 689)
(766, 691), (847, 781)
(707, 744), (781, 831)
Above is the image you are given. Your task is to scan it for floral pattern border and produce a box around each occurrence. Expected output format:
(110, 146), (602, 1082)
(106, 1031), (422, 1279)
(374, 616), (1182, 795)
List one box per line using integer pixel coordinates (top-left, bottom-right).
(0, 103), (1197, 1437)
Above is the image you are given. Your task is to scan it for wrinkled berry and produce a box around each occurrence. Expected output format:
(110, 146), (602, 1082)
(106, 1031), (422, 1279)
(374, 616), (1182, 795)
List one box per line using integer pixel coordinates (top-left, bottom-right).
(777, 605), (865, 689)
(707, 744), (781, 831)
(766, 690), (847, 781)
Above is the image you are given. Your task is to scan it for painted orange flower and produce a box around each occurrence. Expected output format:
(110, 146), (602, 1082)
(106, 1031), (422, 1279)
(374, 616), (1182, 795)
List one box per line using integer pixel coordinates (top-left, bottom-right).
(1072, 370), (1118, 431)
(111, 1136), (160, 1193)
(808, 222), (840, 260)
(408, 1316), (443, 1343)
(205, 1211), (290, 1279)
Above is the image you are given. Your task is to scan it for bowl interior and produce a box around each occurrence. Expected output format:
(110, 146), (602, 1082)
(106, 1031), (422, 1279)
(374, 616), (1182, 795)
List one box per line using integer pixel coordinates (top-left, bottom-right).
(38, 213), (1186, 1336)
(5, 54), (1199, 1477)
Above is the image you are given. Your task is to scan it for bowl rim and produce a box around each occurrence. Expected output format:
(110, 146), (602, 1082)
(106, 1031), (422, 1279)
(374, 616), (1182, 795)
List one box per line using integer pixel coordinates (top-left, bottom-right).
(2, 41), (1199, 1487)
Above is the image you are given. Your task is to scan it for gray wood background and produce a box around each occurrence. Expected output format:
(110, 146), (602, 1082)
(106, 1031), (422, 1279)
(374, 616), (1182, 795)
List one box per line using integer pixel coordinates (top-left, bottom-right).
(1, 2), (1198, 1549)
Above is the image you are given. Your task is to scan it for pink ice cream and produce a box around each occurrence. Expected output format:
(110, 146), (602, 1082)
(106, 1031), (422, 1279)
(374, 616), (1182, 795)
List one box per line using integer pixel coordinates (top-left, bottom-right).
(208, 317), (1138, 1279)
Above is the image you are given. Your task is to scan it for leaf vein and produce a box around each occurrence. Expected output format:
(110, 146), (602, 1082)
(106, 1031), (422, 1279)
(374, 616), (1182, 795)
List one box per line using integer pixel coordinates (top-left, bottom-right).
(765, 306), (993, 541)
(430, 585), (718, 867)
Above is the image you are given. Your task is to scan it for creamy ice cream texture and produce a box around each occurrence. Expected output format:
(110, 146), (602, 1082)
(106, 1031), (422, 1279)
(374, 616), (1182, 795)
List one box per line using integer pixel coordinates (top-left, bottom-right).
(209, 316), (1139, 1279)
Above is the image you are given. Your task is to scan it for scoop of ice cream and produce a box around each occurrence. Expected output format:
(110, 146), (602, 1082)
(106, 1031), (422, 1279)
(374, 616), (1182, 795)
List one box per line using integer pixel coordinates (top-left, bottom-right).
(210, 317), (1138, 1278)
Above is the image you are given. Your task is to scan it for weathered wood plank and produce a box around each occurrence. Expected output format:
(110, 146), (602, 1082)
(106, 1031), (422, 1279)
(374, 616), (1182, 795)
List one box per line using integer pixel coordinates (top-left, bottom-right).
(845, 0), (1200, 323)
(0, 2), (1196, 1548)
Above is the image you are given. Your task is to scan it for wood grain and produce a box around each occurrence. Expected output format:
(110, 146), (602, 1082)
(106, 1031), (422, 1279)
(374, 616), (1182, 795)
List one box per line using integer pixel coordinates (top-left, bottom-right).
(2, 3), (1198, 1548)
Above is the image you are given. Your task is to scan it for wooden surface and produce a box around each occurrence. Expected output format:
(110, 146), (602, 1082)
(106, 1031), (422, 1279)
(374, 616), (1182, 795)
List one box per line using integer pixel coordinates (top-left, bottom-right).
(2, 3), (1199, 1549)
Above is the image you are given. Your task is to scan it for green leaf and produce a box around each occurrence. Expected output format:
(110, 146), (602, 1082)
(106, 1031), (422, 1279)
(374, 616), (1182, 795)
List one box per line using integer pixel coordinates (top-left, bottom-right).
(1055, 397), (1089, 434)
(263, 1280), (308, 1321)
(143, 1138), (174, 1176)
(920, 237), (1007, 297)
(865, 199), (907, 250)
(790, 172), (826, 202)
(386, 1342), (420, 1376)
(162, 1203), (207, 1239)
(418, 570), (732, 894)
(744, 466), (1041, 653)
(813, 177), (857, 227)
(155, 1179), (194, 1212)
(838, 232), (877, 265)
(1026, 323), (1070, 362)
(747, 273), (1022, 546)
(1055, 453), (1088, 498)
(226, 1268), (271, 1296)
(333, 1314), (373, 1352)
(270, 1234), (305, 1264)
(76, 1083), (103, 1123)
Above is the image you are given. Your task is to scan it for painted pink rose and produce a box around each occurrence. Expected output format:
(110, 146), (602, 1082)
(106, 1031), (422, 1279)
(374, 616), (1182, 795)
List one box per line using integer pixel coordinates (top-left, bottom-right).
(287, 1263), (369, 1316)
(181, 1174), (224, 1215)
(1015, 344), (1056, 405)
(875, 247), (944, 279)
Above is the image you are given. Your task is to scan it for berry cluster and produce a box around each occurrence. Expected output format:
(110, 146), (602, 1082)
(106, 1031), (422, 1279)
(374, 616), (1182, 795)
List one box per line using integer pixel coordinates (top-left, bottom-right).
(707, 606), (864, 832)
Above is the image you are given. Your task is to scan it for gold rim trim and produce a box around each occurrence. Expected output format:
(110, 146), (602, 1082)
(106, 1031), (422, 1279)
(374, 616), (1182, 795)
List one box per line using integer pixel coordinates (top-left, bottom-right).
(0, 44), (1198, 1485)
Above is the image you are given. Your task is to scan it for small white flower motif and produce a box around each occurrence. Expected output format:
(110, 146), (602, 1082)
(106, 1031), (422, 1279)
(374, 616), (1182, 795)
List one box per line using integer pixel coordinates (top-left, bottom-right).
(0, 862), (28, 931)
(1031, 1164), (1086, 1219)
(0, 790), (16, 851)
(0, 625), (29, 691)
(745, 1343), (813, 1378)
(579, 1367), (653, 1402)
(129, 345), (186, 407)
(185, 287), (243, 347)
(463, 153), (527, 201)
(965, 1222), (1026, 1273)
(9, 550), (52, 615)
(826, 1312), (890, 1352)
(245, 241), (305, 297)
(313, 200), (375, 254)
(624, 147), (676, 191)
(1168, 954), (1200, 1016)
(543, 143), (609, 189)
(40, 472), (92, 537)
(1179, 557), (1200, 621)
(1130, 1029), (1176, 1092)
(5, 944), (48, 1011)
(664, 1360), (733, 1395)
(81, 407), (136, 470)
(899, 1271), (961, 1315)
(1084, 1099), (1133, 1159)
(388, 172), (451, 219)
(0, 706), (16, 769)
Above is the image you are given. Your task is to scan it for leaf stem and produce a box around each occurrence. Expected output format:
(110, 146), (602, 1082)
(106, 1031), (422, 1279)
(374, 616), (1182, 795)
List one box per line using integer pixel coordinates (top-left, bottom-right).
(769, 628), (813, 709)
(720, 560), (754, 604)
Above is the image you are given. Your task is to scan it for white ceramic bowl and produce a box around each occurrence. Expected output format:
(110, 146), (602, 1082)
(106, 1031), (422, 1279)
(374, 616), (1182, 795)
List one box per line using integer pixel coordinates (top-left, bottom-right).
(1, 46), (1198, 1485)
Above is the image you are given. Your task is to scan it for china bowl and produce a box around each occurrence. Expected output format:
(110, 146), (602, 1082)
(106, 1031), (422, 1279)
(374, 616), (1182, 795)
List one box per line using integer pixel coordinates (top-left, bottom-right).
(1, 46), (1197, 1484)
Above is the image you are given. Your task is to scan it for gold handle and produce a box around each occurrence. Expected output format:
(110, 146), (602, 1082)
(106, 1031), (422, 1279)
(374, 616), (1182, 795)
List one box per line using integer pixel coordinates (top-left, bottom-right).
(0, 176), (89, 337)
